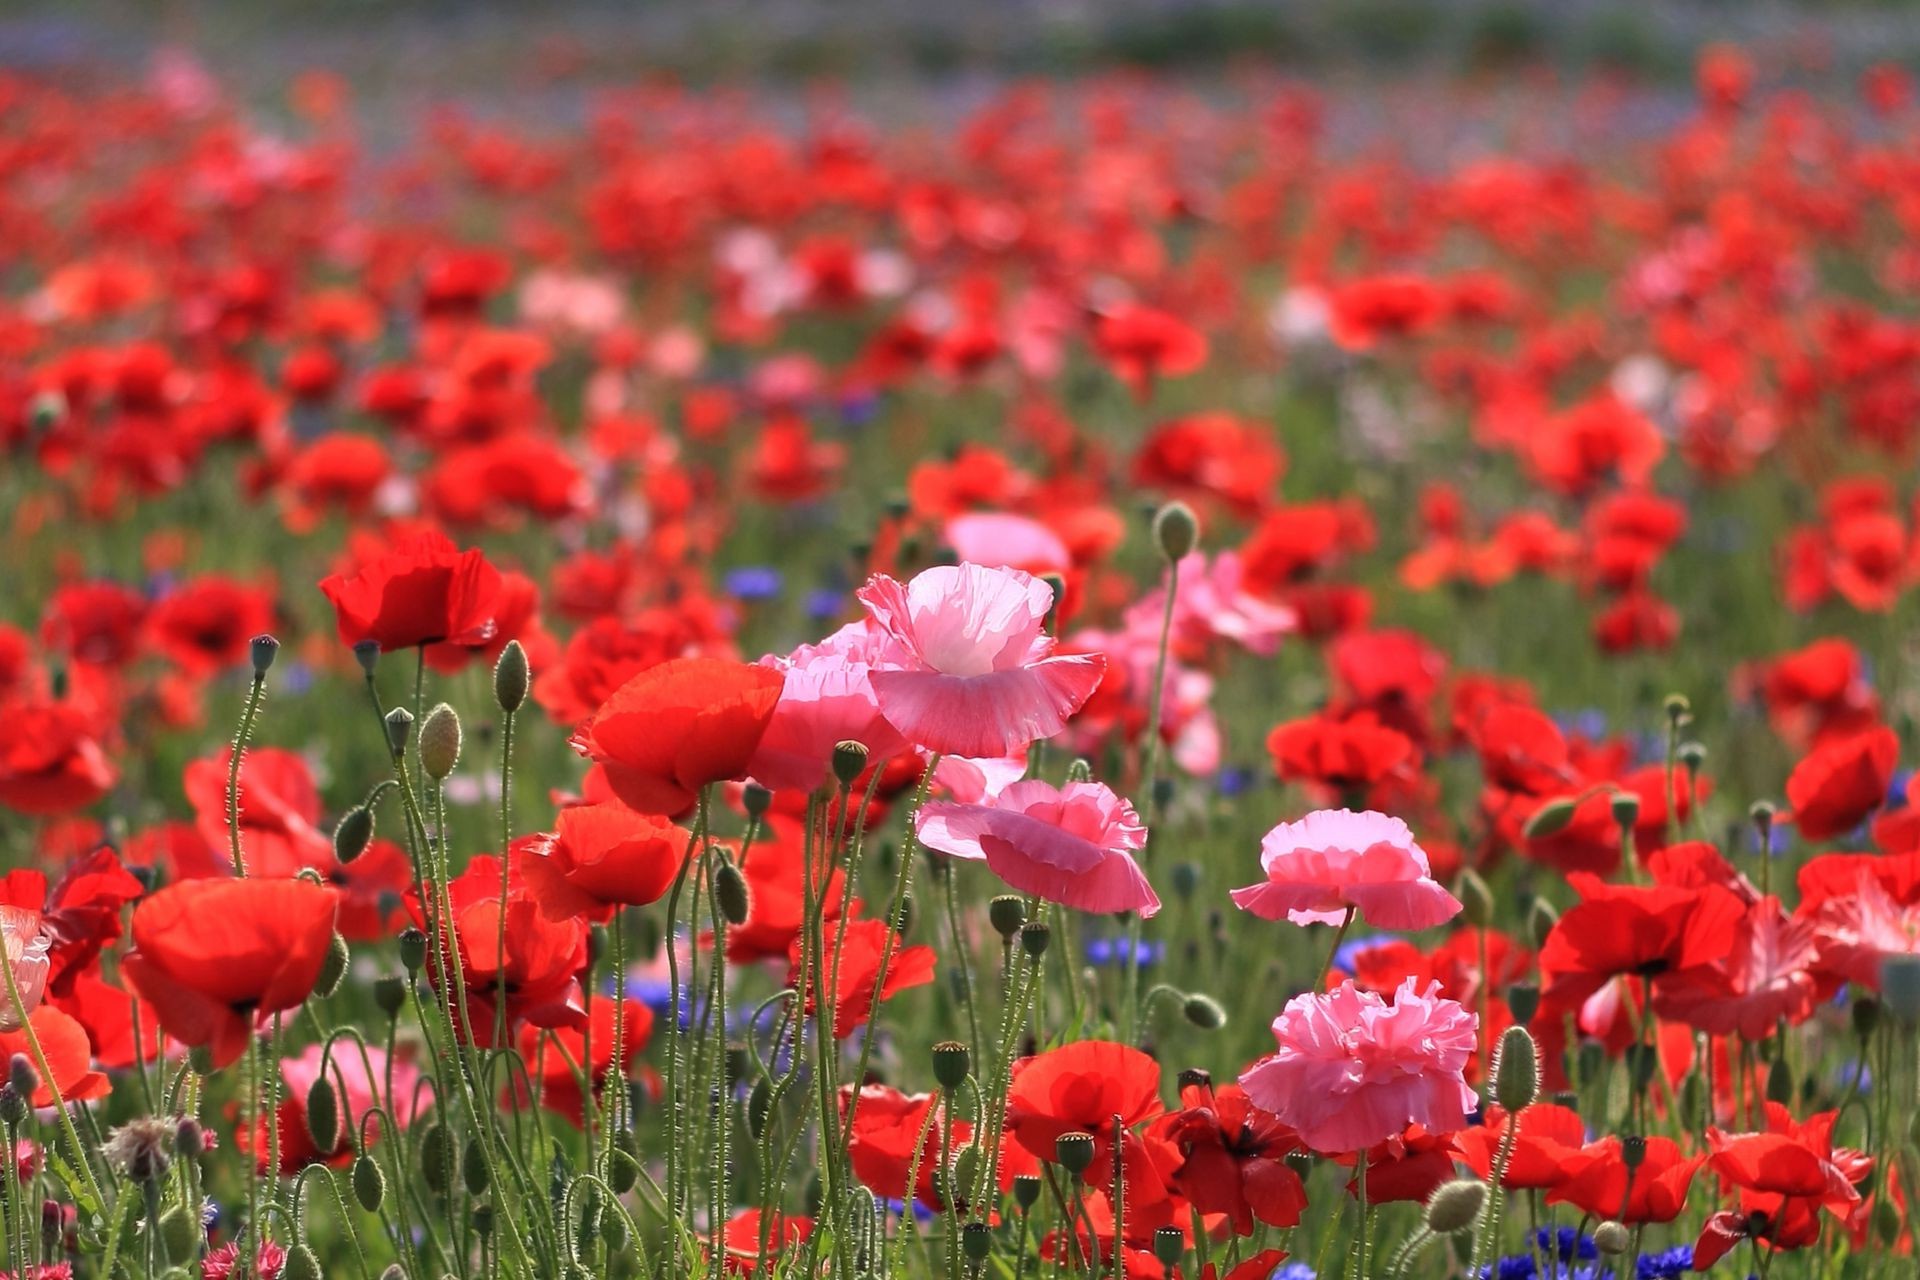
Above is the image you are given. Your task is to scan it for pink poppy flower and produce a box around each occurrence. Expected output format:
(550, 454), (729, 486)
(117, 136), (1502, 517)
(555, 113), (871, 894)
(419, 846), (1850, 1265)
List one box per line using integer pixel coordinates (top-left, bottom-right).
(1240, 978), (1478, 1155)
(1230, 809), (1461, 931)
(748, 623), (910, 794)
(943, 512), (1072, 576)
(858, 565), (1105, 758)
(916, 779), (1160, 918)
(0, 905), (50, 1031)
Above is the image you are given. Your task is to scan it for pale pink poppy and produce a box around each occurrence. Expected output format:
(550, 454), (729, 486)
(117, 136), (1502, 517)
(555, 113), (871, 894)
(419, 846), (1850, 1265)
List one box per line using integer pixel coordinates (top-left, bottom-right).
(1125, 552), (1297, 658)
(929, 750), (1030, 804)
(943, 513), (1071, 577)
(0, 906), (49, 1031)
(1230, 809), (1461, 931)
(916, 779), (1159, 918)
(1065, 624), (1221, 775)
(859, 565), (1104, 758)
(1240, 978), (1478, 1154)
(749, 624), (910, 794)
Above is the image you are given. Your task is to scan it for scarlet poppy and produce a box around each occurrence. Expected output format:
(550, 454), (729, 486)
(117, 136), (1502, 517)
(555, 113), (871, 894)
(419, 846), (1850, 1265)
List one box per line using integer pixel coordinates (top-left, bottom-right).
(120, 878), (338, 1069)
(513, 997), (654, 1128)
(787, 917), (934, 1039)
(1548, 1136), (1703, 1223)
(0, 701), (117, 817)
(318, 530), (503, 651)
(1151, 1079), (1306, 1235)
(1005, 1039), (1172, 1202)
(0, 1006), (109, 1106)
(519, 802), (690, 922)
(1785, 725), (1898, 841)
(0, 846), (143, 995)
(570, 657), (784, 814)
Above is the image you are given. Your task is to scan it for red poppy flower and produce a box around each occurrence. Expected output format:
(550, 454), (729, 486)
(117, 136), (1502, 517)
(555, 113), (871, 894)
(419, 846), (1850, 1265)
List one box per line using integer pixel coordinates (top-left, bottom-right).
(716, 1210), (811, 1276)
(318, 530), (503, 651)
(40, 580), (148, 669)
(0, 701), (117, 817)
(1335, 1124), (1460, 1203)
(1705, 1104), (1870, 1252)
(520, 803), (690, 922)
(0, 846), (143, 995)
(146, 575), (277, 675)
(570, 657), (784, 815)
(0, 1006), (109, 1106)
(1539, 872), (1744, 1005)
(725, 824), (850, 963)
(1454, 1103), (1585, 1190)
(121, 878), (338, 1069)
(1093, 304), (1207, 399)
(787, 917), (934, 1039)
(1266, 711), (1414, 795)
(1786, 725), (1898, 841)
(1151, 1079), (1306, 1234)
(1005, 1039), (1170, 1201)
(1548, 1135), (1703, 1224)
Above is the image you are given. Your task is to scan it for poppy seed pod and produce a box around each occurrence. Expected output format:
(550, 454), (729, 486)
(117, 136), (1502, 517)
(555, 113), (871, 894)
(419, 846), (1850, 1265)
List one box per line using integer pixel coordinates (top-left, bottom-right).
(1494, 1026), (1539, 1111)
(1423, 1179), (1486, 1234)
(352, 640), (381, 676)
(1620, 1135), (1646, 1170)
(383, 706), (413, 755)
(989, 895), (1027, 939)
(1020, 921), (1051, 958)
(931, 1040), (972, 1091)
(743, 783), (773, 818)
(493, 639), (529, 713)
(1053, 1131), (1095, 1175)
(1152, 1226), (1184, 1267)
(333, 805), (374, 864)
(372, 977), (407, 1020)
(1608, 790), (1640, 830)
(1853, 996), (1882, 1039)
(962, 1222), (992, 1263)
(1522, 796), (1578, 839)
(398, 928), (428, 975)
(1012, 1175), (1042, 1210)
(1678, 740), (1706, 773)
(1663, 693), (1691, 726)
(1593, 1221), (1631, 1255)
(1153, 501), (1199, 562)
(419, 703), (462, 779)
(249, 634), (279, 677)
(831, 740), (869, 786)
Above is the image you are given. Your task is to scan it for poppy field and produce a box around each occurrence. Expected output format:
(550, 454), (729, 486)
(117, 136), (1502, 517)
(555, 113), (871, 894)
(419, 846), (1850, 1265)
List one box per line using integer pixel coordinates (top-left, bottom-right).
(7, 35), (1920, 1280)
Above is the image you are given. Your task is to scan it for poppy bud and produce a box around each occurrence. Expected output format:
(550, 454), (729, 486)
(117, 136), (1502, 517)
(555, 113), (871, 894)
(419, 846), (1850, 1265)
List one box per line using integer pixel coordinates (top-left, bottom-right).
(1765, 1056), (1793, 1105)
(600, 1207), (629, 1252)
(1182, 994), (1227, 1030)
(1877, 1198), (1902, 1244)
(1608, 791), (1640, 830)
(1521, 796), (1578, 839)
(333, 806), (375, 864)
(352, 640), (382, 676)
(743, 783), (772, 818)
(713, 857), (751, 926)
(1525, 899), (1558, 949)
(1423, 1179), (1486, 1235)
(610, 1147), (640, 1196)
(1053, 1132), (1095, 1176)
(472, 1203), (494, 1238)
(159, 1206), (197, 1263)
(1494, 1026), (1539, 1111)
(250, 634), (280, 677)
(989, 895), (1027, 940)
(307, 1076), (341, 1151)
(931, 1041), (972, 1091)
(316, 933), (350, 999)
(1066, 758), (1094, 783)
(353, 1155), (386, 1212)
(1677, 741), (1706, 773)
(8, 1054), (36, 1098)
(831, 740), (869, 787)
(1663, 693), (1690, 727)
(1626, 1043), (1658, 1092)
(1593, 1221), (1631, 1255)
(189, 1045), (217, 1076)
(748, 1079), (773, 1139)
(1881, 953), (1920, 1022)
(1852, 995), (1882, 1039)
(493, 640), (529, 713)
(383, 707), (413, 755)
(1040, 574), (1067, 631)
(1153, 501), (1199, 562)
(1505, 982), (1539, 1026)
(283, 1243), (322, 1280)
(373, 976), (407, 1020)
(1152, 1226), (1185, 1268)
(1454, 869), (1493, 928)
(399, 928), (428, 975)
(462, 1135), (491, 1194)
(1171, 861), (1202, 899)
(419, 703), (462, 780)
(1020, 921), (1051, 958)
(1013, 1175), (1042, 1210)
(962, 1222), (993, 1263)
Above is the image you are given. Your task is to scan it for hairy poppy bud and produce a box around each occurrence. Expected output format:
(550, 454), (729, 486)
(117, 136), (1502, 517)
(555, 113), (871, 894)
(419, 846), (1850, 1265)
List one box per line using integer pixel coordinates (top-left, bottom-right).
(1153, 501), (1199, 562)
(931, 1041), (972, 1091)
(353, 1155), (386, 1212)
(1183, 994), (1227, 1029)
(1608, 790), (1641, 830)
(250, 634), (280, 677)
(1522, 796), (1577, 839)
(1423, 1179), (1486, 1234)
(7, 1054), (36, 1098)
(307, 1075), (341, 1151)
(373, 976), (407, 1020)
(831, 740), (869, 787)
(610, 1147), (640, 1196)
(989, 895), (1027, 940)
(493, 640), (529, 713)
(713, 857), (751, 926)
(747, 1079), (773, 1139)
(1066, 757), (1093, 783)
(1020, 921), (1051, 959)
(1152, 1226), (1184, 1268)
(333, 806), (375, 864)
(1766, 1056), (1793, 1105)
(1593, 1221), (1631, 1255)
(462, 1136), (490, 1195)
(1454, 869), (1493, 928)
(1054, 1132), (1095, 1176)
(315, 933), (350, 999)
(283, 1243), (322, 1280)
(1494, 1026), (1539, 1111)
(383, 707), (413, 755)
(159, 1206), (197, 1263)
(419, 703), (462, 780)
(399, 928), (428, 975)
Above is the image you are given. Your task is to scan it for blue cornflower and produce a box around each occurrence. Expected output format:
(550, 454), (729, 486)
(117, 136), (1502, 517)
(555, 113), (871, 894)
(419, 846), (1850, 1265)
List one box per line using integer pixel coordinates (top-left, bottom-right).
(1216, 766), (1254, 798)
(1085, 937), (1165, 968)
(724, 566), (784, 601)
(804, 589), (847, 622)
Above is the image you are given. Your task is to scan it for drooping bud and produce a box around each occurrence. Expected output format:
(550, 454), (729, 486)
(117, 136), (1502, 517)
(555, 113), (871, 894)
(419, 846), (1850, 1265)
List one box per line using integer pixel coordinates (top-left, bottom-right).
(315, 933), (350, 999)
(333, 806), (375, 864)
(1454, 869), (1493, 928)
(307, 1075), (341, 1151)
(1526, 898), (1558, 949)
(462, 1135), (491, 1194)
(713, 857), (751, 926)
(250, 634), (280, 677)
(1593, 1221), (1631, 1255)
(1065, 758), (1093, 783)
(831, 740), (869, 787)
(1423, 1179), (1487, 1234)
(353, 1154), (386, 1211)
(931, 1041), (972, 1091)
(493, 640), (529, 713)
(283, 1243), (323, 1280)
(1494, 1026), (1539, 1111)
(1152, 502), (1199, 562)
(419, 703), (462, 780)
(1182, 994), (1227, 1030)
(383, 706), (413, 755)
(1522, 796), (1578, 839)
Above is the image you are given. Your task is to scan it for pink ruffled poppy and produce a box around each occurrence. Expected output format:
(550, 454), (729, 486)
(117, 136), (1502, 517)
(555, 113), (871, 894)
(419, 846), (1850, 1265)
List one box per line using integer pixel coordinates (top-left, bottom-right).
(916, 779), (1159, 918)
(858, 564), (1105, 758)
(747, 623), (910, 794)
(1240, 978), (1478, 1155)
(1230, 809), (1461, 931)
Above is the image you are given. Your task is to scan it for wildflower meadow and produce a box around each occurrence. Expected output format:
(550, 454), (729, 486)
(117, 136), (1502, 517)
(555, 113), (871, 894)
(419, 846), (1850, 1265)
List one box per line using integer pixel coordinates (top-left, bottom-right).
(3, 22), (1920, 1280)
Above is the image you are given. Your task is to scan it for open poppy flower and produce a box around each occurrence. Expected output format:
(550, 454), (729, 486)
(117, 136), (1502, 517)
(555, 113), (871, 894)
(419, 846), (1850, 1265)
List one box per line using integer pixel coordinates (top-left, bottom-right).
(570, 657), (784, 814)
(787, 917), (934, 1039)
(1230, 808), (1460, 931)
(1454, 1103), (1586, 1189)
(0, 1005), (109, 1105)
(1151, 1078), (1306, 1234)
(0, 846), (141, 997)
(1548, 1135), (1703, 1223)
(121, 878), (339, 1069)
(519, 802), (689, 922)
(318, 529), (503, 651)
(0, 701), (117, 817)
(1005, 1039), (1172, 1203)
(1785, 725), (1898, 841)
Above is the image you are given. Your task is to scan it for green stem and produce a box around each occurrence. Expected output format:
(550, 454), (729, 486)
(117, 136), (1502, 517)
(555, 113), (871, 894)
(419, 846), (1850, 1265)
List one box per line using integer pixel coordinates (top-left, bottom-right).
(227, 671), (266, 877)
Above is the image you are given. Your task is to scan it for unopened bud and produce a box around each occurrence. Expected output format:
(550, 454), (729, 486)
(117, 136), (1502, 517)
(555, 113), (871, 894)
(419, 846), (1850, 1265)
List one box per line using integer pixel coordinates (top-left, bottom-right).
(419, 703), (462, 779)
(283, 1243), (322, 1280)
(493, 640), (529, 713)
(1593, 1221), (1631, 1255)
(462, 1135), (491, 1195)
(1526, 899), (1558, 949)
(713, 857), (751, 926)
(314, 933), (350, 999)
(1494, 1026), (1539, 1111)
(1183, 994), (1227, 1030)
(1455, 869), (1493, 928)
(7, 1054), (37, 1098)
(1153, 502), (1199, 562)
(307, 1076), (341, 1151)
(1522, 797), (1578, 839)
(1423, 1179), (1486, 1234)
(1505, 982), (1540, 1027)
(333, 806), (375, 864)
(353, 1154), (386, 1211)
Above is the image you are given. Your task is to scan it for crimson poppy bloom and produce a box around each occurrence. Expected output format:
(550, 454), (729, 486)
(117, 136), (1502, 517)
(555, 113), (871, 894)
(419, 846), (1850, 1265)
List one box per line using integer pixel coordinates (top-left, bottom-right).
(1266, 711), (1414, 796)
(519, 803), (689, 922)
(1005, 1039), (1172, 1202)
(121, 878), (338, 1069)
(1454, 1103), (1586, 1190)
(318, 530), (503, 651)
(570, 657), (784, 815)
(1539, 872), (1744, 1005)
(0, 701), (117, 817)
(0, 846), (143, 995)
(1093, 304), (1207, 399)
(1699, 1104), (1870, 1259)
(1548, 1136), (1703, 1223)
(787, 917), (934, 1039)
(1151, 1079), (1306, 1234)
(1786, 725), (1898, 841)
